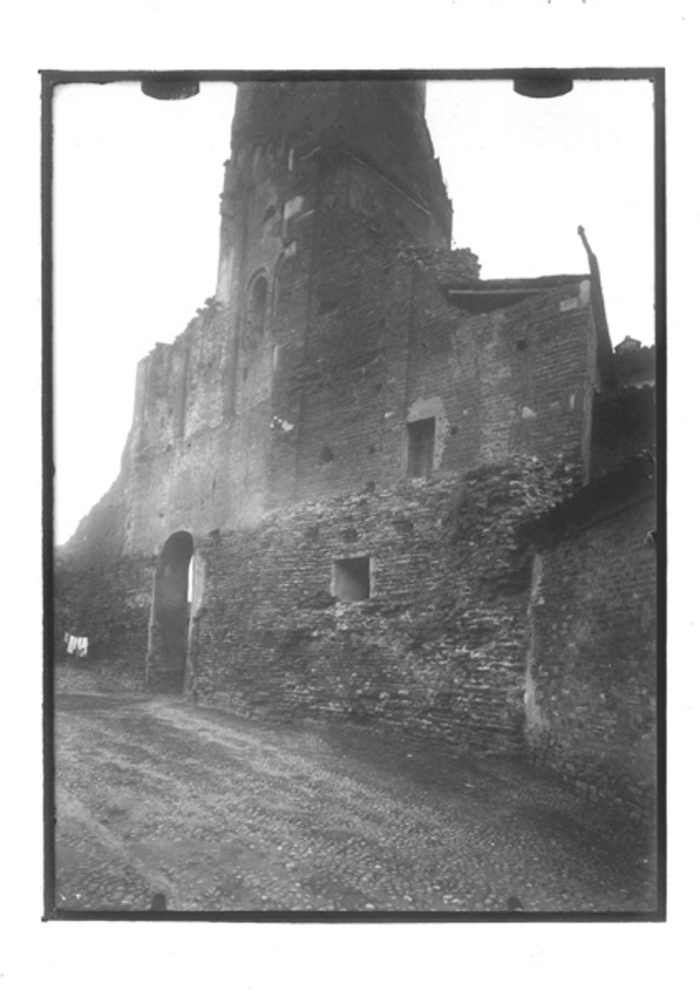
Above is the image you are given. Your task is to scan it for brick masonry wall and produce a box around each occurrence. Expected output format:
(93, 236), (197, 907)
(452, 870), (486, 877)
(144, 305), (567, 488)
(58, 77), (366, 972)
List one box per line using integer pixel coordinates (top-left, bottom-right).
(524, 496), (657, 820)
(92, 150), (453, 558)
(448, 281), (594, 473)
(54, 454), (657, 820)
(189, 456), (575, 753)
(269, 247), (595, 509)
(269, 197), (404, 505)
(53, 80), (656, 821)
(75, 163), (596, 565)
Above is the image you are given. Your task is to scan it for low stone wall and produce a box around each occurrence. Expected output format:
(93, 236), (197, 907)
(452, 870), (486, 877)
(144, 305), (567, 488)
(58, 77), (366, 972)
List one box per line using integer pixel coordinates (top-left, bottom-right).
(524, 494), (657, 822)
(54, 455), (657, 821)
(191, 457), (574, 753)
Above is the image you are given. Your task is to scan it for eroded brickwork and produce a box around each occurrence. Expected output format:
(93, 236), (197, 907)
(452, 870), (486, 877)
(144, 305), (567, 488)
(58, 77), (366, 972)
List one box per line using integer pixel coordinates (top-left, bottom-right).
(55, 80), (657, 820)
(184, 457), (576, 752)
(524, 491), (657, 820)
(68, 81), (600, 562)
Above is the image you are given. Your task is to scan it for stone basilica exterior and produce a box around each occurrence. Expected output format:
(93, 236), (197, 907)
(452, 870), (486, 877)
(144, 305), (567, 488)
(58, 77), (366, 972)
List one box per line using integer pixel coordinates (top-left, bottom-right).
(56, 80), (657, 823)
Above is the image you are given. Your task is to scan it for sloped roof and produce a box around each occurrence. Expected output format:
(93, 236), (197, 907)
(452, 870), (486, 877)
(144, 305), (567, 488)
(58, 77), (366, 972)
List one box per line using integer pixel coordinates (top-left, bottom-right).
(443, 274), (588, 314)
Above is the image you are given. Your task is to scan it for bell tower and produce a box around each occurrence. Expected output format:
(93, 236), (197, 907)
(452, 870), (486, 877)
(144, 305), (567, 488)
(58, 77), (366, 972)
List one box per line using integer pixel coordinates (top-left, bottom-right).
(215, 79), (451, 306)
(214, 80), (454, 513)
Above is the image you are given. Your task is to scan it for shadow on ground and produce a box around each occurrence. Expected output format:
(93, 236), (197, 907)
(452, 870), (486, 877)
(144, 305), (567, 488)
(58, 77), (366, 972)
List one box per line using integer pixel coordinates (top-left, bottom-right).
(53, 665), (658, 915)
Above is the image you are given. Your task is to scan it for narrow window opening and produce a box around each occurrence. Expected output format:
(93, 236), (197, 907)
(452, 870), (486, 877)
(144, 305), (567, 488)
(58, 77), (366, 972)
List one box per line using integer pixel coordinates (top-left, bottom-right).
(333, 557), (371, 603)
(406, 417), (436, 478)
(244, 274), (267, 349)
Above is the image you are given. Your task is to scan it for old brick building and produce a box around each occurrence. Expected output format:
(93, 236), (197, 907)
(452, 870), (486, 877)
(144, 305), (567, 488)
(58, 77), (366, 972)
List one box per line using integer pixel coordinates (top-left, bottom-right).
(56, 81), (657, 821)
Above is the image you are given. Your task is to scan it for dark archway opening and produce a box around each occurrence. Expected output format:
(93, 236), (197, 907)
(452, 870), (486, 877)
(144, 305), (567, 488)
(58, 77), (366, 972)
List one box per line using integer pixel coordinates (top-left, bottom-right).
(148, 531), (194, 693)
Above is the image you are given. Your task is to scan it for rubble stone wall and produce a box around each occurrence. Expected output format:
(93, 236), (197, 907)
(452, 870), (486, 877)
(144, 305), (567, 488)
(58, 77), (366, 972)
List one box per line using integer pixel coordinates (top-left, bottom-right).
(524, 496), (657, 820)
(111, 260), (596, 562)
(189, 457), (575, 752)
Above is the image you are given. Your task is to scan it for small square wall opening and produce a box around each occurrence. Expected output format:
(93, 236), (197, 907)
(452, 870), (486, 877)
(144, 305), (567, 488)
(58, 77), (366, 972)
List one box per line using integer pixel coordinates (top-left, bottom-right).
(406, 417), (436, 478)
(333, 557), (371, 603)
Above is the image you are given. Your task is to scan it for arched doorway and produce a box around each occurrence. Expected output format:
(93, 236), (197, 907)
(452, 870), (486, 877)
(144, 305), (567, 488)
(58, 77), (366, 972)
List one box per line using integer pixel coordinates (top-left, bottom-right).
(147, 531), (194, 693)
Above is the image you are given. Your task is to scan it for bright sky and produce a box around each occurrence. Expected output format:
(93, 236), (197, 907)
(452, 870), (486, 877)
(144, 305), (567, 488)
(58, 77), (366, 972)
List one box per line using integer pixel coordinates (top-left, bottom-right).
(53, 78), (655, 544)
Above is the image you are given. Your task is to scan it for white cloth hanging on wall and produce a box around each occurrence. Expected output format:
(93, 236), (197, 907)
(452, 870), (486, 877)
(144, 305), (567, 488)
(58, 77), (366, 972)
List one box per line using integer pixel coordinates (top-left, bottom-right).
(65, 634), (89, 658)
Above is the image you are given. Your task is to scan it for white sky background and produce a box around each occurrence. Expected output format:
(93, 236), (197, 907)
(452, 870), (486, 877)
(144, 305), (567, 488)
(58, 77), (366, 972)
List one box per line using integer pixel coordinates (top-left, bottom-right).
(54, 78), (655, 544)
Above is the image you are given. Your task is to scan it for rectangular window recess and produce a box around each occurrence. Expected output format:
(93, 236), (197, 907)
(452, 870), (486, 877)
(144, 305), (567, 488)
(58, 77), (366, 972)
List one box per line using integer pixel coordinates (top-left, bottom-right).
(333, 557), (371, 603)
(406, 417), (436, 478)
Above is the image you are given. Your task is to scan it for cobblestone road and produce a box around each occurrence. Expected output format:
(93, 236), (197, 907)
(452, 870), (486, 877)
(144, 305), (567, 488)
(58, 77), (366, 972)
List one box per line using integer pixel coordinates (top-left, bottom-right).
(53, 670), (657, 914)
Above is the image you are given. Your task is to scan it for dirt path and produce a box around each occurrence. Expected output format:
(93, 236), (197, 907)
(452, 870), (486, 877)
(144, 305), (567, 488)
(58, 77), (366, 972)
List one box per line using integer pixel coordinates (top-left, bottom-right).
(53, 672), (657, 914)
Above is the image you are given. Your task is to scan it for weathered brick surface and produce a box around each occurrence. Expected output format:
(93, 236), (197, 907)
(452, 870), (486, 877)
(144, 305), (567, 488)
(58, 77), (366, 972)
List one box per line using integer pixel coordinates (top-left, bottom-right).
(54, 81), (656, 822)
(188, 457), (574, 753)
(524, 496), (657, 820)
(55, 451), (657, 817)
(106, 254), (596, 563)
(400, 267), (595, 477)
(67, 82), (599, 563)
